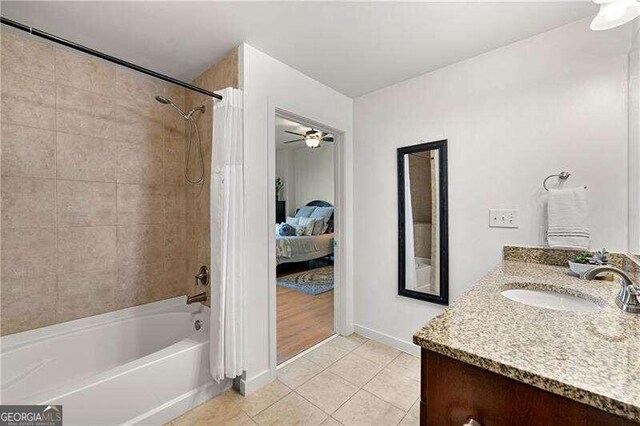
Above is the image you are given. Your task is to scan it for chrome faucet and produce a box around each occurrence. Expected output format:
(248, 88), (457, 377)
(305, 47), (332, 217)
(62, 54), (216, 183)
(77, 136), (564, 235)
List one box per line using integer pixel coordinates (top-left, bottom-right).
(581, 266), (640, 314)
(186, 292), (207, 305)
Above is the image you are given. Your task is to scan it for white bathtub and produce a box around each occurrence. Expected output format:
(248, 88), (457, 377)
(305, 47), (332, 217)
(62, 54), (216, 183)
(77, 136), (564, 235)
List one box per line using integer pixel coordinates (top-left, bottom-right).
(1, 297), (228, 425)
(415, 257), (431, 291)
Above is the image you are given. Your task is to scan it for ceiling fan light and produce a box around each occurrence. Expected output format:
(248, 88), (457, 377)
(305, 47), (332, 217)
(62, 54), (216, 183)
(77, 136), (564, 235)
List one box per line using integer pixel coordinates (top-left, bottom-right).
(305, 136), (321, 148)
(590, 0), (640, 30)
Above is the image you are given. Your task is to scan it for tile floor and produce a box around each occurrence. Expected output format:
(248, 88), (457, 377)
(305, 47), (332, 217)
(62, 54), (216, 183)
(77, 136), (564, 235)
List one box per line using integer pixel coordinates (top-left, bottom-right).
(168, 334), (420, 425)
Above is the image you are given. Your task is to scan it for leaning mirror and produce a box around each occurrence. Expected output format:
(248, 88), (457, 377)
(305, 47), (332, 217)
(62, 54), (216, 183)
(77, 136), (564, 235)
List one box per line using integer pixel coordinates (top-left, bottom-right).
(397, 140), (449, 305)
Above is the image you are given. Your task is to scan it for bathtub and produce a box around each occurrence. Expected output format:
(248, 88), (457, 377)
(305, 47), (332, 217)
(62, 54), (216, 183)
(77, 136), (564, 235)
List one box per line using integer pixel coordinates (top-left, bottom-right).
(415, 257), (431, 290)
(1, 297), (228, 425)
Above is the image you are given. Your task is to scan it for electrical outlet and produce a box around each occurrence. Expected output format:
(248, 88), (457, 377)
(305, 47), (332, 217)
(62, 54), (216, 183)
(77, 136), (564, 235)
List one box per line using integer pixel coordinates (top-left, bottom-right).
(489, 209), (519, 228)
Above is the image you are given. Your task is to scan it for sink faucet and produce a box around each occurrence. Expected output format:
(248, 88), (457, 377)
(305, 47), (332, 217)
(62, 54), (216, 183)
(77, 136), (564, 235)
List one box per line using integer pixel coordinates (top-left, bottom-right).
(581, 266), (640, 314)
(186, 292), (207, 305)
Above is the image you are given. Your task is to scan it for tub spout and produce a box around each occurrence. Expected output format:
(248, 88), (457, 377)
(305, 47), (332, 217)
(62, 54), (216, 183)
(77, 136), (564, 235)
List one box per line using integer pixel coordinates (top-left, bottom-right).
(186, 292), (207, 304)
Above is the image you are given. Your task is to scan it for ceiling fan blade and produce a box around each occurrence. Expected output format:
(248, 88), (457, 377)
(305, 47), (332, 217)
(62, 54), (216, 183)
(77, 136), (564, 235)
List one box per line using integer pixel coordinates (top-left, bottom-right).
(321, 136), (334, 142)
(285, 130), (306, 137)
(284, 139), (305, 144)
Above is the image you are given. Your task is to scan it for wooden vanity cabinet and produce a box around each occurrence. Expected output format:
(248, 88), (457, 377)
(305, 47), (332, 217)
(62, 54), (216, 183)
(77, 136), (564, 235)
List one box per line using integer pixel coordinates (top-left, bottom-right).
(420, 349), (639, 426)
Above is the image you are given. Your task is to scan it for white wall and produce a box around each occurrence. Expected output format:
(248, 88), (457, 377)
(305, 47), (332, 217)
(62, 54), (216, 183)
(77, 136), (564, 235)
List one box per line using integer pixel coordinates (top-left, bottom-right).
(629, 22), (640, 254)
(242, 44), (353, 392)
(276, 145), (335, 216)
(352, 19), (631, 353)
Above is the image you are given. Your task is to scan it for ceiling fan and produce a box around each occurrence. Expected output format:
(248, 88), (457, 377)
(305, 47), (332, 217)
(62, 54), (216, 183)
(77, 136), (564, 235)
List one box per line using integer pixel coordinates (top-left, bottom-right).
(283, 129), (334, 148)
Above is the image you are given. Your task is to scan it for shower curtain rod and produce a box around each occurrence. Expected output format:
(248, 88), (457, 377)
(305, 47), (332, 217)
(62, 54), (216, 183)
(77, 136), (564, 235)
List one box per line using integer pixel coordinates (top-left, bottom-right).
(0, 16), (223, 101)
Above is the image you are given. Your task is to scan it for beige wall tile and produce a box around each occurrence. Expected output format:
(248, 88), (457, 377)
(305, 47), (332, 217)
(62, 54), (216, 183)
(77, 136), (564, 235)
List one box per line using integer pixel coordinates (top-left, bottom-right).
(57, 180), (116, 226)
(57, 84), (117, 139)
(164, 131), (186, 185)
(117, 224), (164, 266)
(1, 177), (56, 228)
(1, 275), (57, 335)
(117, 261), (165, 307)
(1, 123), (56, 178)
(1, 31), (55, 81)
(114, 104), (163, 144)
(57, 226), (117, 273)
(116, 140), (163, 184)
(55, 48), (116, 95)
(1, 71), (56, 129)
(164, 223), (187, 262)
(164, 258), (189, 299)
(1, 227), (56, 280)
(164, 185), (186, 223)
(56, 132), (117, 182)
(57, 268), (117, 322)
(115, 68), (165, 111)
(117, 183), (164, 225)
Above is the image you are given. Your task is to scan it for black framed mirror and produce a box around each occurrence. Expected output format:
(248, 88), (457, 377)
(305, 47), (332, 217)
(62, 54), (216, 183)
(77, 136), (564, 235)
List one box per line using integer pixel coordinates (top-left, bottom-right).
(397, 140), (449, 305)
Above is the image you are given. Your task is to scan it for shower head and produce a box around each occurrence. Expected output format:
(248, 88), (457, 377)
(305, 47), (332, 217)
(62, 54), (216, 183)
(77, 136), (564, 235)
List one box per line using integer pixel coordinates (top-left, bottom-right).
(155, 95), (173, 105)
(154, 95), (205, 119)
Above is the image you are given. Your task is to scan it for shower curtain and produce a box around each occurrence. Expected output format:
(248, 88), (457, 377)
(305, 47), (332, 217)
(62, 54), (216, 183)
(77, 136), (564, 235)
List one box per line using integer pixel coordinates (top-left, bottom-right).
(404, 158), (417, 290)
(210, 87), (245, 382)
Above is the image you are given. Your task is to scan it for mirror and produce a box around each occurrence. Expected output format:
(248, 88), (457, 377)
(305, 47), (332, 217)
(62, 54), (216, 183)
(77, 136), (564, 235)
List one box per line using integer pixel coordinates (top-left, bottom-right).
(397, 140), (449, 305)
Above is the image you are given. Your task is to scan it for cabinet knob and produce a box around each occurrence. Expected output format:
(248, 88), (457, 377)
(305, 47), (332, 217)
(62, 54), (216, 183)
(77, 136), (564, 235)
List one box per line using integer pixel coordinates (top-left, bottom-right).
(463, 419), (482, 426)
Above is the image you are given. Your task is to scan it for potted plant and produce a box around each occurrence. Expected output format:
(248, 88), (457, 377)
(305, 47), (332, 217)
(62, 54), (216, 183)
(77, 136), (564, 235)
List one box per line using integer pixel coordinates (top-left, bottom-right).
(275, 177), (284, 201)
(568, 248), (609, 276)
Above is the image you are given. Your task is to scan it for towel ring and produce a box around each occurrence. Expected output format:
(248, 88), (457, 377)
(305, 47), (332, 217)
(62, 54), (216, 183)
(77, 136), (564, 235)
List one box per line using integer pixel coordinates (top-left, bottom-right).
(542, 171), (587, 191)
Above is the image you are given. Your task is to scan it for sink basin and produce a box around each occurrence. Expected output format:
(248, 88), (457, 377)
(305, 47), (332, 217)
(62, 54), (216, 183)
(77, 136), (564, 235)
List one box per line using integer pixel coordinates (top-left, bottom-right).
(501, 288), (601, 312)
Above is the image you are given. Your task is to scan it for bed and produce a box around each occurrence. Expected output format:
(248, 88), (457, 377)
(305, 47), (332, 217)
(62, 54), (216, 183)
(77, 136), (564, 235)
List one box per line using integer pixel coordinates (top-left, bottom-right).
(276, 200), (335, 265)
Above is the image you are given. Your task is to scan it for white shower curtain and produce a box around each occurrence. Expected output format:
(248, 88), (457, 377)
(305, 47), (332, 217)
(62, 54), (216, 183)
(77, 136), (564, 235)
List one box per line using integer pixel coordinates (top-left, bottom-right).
(210, 87), (245, 382)
(404, 157), (417, 290)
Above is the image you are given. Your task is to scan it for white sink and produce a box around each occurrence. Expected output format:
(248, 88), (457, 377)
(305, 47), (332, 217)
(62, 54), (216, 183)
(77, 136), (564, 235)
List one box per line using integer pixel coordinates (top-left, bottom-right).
(501, 288), (601, 312)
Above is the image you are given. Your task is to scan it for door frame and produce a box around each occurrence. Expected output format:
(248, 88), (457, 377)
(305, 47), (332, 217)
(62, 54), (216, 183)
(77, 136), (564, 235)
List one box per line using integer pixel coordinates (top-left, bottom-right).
(267, 101), (348, 375)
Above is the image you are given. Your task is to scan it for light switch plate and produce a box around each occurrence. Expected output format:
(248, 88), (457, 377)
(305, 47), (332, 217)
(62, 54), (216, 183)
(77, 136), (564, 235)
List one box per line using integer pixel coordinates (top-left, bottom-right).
(489, 209), (519, 228)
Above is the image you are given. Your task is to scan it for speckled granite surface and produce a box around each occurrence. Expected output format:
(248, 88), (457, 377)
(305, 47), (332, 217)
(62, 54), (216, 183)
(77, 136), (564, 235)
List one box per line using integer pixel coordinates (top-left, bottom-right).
(503, 245), (627, 268)
(413, 260), (640, 422)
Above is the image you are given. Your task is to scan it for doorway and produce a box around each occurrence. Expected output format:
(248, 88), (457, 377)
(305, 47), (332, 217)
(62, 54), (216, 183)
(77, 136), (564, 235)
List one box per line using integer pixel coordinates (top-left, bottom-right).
(274, 115), (337, 364)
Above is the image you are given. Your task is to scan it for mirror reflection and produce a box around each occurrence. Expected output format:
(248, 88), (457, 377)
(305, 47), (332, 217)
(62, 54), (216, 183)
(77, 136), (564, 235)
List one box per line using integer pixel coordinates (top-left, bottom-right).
(398, 140), (448, 304)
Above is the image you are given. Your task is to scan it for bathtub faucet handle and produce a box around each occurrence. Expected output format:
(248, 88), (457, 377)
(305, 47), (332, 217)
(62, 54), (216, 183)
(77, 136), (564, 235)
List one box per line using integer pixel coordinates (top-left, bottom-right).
(194, 265), (209, 286)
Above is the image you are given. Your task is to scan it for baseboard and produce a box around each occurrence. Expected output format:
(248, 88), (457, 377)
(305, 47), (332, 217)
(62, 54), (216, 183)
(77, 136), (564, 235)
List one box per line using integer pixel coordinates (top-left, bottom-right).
(353, 324), (420, 356)
(239, 368), (276, 395)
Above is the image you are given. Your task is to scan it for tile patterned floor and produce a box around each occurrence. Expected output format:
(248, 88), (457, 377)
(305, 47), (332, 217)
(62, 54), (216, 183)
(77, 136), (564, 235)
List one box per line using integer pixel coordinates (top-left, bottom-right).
(168, 334), (420, 426)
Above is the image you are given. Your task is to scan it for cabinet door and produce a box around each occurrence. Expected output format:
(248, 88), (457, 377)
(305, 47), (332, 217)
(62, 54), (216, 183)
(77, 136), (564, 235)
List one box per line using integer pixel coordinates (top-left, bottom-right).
(421, 349), (638, 426)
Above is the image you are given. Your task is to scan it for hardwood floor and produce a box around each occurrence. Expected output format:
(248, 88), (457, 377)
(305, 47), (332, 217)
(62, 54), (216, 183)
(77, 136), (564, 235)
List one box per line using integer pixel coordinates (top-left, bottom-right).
(276, 267), (334, 364)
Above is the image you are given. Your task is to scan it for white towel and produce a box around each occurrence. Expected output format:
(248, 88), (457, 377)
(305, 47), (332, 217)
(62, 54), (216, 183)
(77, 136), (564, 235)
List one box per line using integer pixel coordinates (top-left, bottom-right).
(547, 187), (590, 250)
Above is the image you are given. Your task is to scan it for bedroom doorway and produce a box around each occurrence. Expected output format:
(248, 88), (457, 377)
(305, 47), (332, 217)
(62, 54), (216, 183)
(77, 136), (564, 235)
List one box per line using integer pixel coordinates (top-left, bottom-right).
(275, 115), (336, 364)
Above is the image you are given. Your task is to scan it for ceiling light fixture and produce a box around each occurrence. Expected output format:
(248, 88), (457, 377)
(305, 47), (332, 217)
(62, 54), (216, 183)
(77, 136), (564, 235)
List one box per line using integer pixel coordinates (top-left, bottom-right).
(305, 135), (321, 148)
(591, 0), (640, 31)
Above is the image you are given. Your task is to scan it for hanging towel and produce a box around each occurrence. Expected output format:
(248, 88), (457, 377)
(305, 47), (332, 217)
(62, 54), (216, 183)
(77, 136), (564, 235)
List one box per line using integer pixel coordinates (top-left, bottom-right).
(547, 187), (590, 250)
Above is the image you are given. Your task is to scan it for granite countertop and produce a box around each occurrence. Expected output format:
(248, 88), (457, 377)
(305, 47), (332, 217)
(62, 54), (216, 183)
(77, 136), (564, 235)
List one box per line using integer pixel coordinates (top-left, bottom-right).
(413, 260), (640, 422)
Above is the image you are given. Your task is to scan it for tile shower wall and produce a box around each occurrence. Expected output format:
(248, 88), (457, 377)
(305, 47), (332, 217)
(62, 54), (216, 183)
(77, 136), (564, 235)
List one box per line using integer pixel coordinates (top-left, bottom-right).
(185, 48), (239, 307)
(0, 30), (192, 335)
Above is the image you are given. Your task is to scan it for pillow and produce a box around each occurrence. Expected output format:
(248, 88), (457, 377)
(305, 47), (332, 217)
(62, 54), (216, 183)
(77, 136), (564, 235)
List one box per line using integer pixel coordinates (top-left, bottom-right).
(311, 218), (325, 235)
(286, 216), (300, 226)
(278, 223), (296, 237)
(310, 207), (334, 233)
(298, 217), (318, 236)
(295, 206), (317, 218)
(293, 225), (305, 236)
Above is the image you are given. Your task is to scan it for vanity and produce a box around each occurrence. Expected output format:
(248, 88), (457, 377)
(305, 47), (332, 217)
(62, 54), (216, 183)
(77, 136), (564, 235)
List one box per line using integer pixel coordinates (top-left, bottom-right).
(413, 248), (640, 425)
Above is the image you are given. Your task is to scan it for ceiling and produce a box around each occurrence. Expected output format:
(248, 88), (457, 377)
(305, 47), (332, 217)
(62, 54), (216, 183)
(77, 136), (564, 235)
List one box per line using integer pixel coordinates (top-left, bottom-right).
(2, 2), (597, 97)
